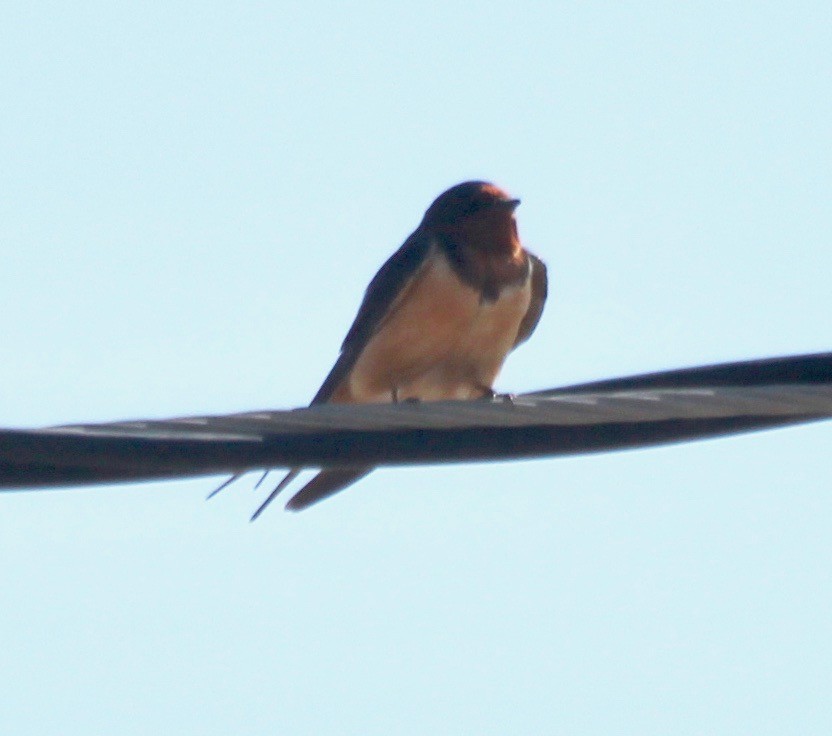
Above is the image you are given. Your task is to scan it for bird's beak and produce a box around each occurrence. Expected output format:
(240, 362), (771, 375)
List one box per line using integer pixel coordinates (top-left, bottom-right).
(496, 198), (521, 211)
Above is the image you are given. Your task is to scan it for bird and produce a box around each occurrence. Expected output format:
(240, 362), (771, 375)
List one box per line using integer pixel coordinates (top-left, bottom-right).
(216, 180), (548, 517)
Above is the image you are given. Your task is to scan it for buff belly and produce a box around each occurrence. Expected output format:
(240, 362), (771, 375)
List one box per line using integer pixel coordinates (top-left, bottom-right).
(332, 250), (532, 403)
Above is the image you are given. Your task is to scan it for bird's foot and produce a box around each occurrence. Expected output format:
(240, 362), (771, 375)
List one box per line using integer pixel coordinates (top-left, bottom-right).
(392, 385), (421, 404)
(478, 386), (516, 404)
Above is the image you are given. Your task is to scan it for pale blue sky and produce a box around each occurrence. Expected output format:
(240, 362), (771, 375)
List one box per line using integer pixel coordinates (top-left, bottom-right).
(1, 2), (831, 734)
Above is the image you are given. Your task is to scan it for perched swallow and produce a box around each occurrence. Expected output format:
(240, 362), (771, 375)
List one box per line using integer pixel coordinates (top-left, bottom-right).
(219, 180), (548, 517)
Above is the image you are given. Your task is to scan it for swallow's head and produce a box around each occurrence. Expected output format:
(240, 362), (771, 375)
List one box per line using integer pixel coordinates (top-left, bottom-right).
(421, 181), (521, 238)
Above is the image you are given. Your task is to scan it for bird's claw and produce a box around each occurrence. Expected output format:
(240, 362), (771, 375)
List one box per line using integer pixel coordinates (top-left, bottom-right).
(480, 389), (516, 404)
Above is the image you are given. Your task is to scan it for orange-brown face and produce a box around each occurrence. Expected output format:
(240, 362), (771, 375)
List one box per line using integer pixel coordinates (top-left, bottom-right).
(421, 181), (521, 257)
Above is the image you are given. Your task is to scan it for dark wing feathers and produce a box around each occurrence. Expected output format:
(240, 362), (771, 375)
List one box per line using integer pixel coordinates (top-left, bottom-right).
(513, 253), (548, 348)
(311, 231), (433, 404)
(270, 231), (432, 513)
(285, 467), (374, 512)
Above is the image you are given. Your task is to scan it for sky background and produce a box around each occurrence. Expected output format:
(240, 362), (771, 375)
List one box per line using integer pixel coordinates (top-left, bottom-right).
(1, 2), (831, 733)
